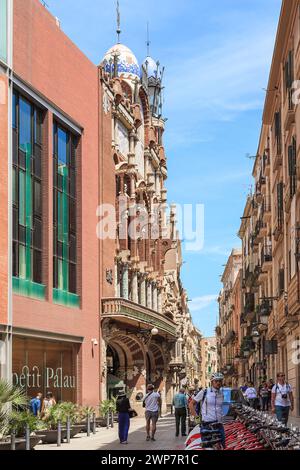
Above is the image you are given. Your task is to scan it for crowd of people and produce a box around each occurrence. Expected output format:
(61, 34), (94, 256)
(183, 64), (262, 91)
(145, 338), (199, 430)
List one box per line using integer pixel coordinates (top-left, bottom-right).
(115, 371), (295, 446)
(240, 372), (294, 425)
(28, 372), (294, 447)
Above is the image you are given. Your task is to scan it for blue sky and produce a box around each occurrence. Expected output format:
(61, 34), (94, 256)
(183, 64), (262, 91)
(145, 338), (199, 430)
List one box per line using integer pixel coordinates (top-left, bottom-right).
(47, 0), (282, 336)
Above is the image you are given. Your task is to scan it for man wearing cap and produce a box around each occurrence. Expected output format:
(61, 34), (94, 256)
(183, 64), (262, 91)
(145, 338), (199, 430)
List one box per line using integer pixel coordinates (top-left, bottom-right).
(143, 384), (161, 442)
(191, 372), (226, 448)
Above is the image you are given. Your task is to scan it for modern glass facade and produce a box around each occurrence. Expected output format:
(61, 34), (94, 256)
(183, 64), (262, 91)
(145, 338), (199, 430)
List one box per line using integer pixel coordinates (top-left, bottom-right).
(12, 91), (45, 299)
(53, 122), (79, 307)
(0, 0), (7, 63)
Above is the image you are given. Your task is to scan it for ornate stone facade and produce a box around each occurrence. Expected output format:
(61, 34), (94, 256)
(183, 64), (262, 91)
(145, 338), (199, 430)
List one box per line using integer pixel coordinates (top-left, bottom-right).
(99, 42), (202, 413)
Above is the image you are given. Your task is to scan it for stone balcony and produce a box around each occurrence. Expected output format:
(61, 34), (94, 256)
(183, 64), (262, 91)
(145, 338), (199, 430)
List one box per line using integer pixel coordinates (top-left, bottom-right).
(101, 297), (177, 336)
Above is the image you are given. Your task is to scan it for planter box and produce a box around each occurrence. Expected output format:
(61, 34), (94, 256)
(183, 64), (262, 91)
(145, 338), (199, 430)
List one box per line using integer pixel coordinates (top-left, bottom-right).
(70, 425), (86, 438)
(0, 435), (45, 451)
(35, 429), (68, 444)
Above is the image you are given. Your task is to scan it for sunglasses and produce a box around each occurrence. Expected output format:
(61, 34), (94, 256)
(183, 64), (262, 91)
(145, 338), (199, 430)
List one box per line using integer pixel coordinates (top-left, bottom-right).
(278, 375), (285, 377)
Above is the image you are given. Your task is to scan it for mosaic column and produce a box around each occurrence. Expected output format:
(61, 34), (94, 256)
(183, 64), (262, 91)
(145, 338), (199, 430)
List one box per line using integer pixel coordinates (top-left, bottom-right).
(152, 283), (158, 312)
(132, 271), (138, 304)
(122, 264), (129, 300)
(158, 289), (163, 314)
(115, 263), (120, 297)
(140, 276), (146, 306)
(147, 281), (152, 309)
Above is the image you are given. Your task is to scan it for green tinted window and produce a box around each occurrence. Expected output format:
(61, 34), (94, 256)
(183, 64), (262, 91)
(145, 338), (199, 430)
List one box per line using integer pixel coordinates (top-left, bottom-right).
(0, 0), (7, 63)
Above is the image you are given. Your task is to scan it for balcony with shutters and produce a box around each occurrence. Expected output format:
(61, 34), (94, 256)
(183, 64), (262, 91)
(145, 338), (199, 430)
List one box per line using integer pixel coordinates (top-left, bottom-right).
(243, 292), (256, 322)
(262, 196), (271, 223)
(283, 51), (295, 131)
(273, 215), (283, 242)
(222, 330), (237, 346)
(262, 152), (271, 178)
(260, 243), (272, 272)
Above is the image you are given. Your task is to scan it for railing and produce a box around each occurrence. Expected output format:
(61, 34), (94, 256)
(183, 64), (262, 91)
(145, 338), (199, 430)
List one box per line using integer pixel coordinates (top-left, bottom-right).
(261, 244), (272, 265)
(223, 330), (237, 346)
(101, 298), (177, 336)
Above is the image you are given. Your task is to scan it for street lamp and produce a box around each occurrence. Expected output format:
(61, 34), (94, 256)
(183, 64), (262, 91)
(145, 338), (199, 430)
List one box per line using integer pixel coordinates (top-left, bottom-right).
(251, 329), (260, 344)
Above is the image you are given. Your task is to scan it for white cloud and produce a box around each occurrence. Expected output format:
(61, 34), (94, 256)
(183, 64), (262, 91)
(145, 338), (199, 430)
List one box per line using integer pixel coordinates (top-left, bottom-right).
(189, 295), (218, 313)
(164, 21), (277, 122)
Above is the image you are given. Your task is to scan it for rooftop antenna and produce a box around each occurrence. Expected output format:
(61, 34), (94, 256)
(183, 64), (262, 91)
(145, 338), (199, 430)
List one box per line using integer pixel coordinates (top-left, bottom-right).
(116, 0), (121, 43)
(146, 21), (151, 56)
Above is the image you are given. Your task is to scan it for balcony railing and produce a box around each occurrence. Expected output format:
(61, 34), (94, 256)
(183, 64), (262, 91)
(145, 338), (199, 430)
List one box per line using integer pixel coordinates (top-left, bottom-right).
(101, 298), (177, 336)
(261, 244), (272, 266)
(223, 330), (237, 346)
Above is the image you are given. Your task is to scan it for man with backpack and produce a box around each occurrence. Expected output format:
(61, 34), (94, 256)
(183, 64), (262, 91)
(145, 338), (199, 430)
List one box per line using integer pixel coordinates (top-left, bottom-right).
(191, 372), (226, 448)
(143, 384), (161, 442)
(271, 372), (294, 425)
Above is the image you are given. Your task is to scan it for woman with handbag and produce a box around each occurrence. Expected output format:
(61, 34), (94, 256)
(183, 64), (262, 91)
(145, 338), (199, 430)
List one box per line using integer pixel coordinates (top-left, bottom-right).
(116, 391), (133, 444)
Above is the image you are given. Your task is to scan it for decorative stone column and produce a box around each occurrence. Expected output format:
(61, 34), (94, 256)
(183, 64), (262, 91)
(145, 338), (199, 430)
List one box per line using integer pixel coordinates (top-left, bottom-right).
(156, 173), (161, 196)
(147, 280), (152, 309)
(132, 271), (138, 304)
(122, 264), (129, 300)
(157, 289), (163, 314)
(140, 275), (146, 306)
(152, 283), (158, 312)
(115, 263), (120, 297)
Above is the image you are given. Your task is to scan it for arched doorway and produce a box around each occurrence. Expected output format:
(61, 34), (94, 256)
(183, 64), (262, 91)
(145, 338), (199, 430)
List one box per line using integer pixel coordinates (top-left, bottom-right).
(106, 345), (125, 399)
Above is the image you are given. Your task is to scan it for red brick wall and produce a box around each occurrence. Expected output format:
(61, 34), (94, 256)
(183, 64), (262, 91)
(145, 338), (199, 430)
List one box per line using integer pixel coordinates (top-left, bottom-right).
(98, 72), (117, 393)
(12, 0), (108, 406)
(0, 73), (8, 325)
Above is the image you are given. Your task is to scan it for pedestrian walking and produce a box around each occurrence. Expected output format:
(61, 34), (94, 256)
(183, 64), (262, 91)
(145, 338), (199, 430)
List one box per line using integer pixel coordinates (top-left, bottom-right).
(244, 383), (257, 409)
(116, 391), (132, 445)
(267, 379), (274, 410)
(29, 392), (42, 416)
(259, 382), (269, 411)
(271, 372), (294, 425)
(143, 384), (161, 442)
(173, 388), (188, 437)
(191, 372), (226, 448)
(41, 391), (56, 416)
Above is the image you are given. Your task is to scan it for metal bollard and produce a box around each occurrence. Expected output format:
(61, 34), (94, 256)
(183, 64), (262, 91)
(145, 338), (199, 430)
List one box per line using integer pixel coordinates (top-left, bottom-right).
(106, 412), (110, 429)
(92, 412), (96, 434)
(10, 429), (16, 451)
(66, 416), (71, 444)
(57, 420), (62, 447)
(87, 412), (91, 437)
(25, 423), (30, 451)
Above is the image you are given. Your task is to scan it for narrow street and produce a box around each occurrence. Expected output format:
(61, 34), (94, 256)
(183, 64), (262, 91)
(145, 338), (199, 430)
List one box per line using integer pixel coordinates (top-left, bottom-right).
(36, 415), (186, 451)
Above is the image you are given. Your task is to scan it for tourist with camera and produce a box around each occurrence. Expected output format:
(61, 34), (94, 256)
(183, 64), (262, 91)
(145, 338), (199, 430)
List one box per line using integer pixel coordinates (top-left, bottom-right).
(271, 372), (294, 425)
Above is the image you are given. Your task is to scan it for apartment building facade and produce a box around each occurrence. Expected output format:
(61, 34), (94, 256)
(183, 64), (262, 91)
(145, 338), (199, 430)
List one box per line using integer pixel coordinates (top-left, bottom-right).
(217, 1), (300, 420)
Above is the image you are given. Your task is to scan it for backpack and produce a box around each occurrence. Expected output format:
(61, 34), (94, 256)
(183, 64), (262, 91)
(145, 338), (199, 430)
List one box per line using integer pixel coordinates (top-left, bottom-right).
(195, 389), (207, 416)
(143, 391), (153, 408)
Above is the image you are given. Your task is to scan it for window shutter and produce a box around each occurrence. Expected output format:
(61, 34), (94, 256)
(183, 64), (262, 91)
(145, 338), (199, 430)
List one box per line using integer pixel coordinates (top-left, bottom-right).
(292, 137), (297, 176)
(288, 144), (293, 177)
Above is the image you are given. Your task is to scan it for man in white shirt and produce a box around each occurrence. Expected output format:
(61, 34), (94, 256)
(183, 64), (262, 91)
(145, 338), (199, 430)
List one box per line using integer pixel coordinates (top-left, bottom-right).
(143, 384), (161, 442)
(244, 382), (257, 409)
(191, 372), (225, 447)
(271, 372), (294, 425)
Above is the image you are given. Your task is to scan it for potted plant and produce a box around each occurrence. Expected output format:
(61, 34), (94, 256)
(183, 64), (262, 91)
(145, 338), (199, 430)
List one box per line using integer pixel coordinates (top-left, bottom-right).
(36, 404), (69, 444)
(99, 399), (117, 428)
(8, 411), (46, 450)
(0, 379), (28, 450)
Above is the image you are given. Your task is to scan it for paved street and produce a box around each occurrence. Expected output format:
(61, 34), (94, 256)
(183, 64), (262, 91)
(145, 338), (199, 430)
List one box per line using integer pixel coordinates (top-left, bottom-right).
(36, 415), (186, 451)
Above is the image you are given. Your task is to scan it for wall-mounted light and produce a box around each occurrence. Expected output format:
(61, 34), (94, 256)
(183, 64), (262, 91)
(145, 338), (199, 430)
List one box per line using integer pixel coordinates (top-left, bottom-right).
(91, 339), (98, 347)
